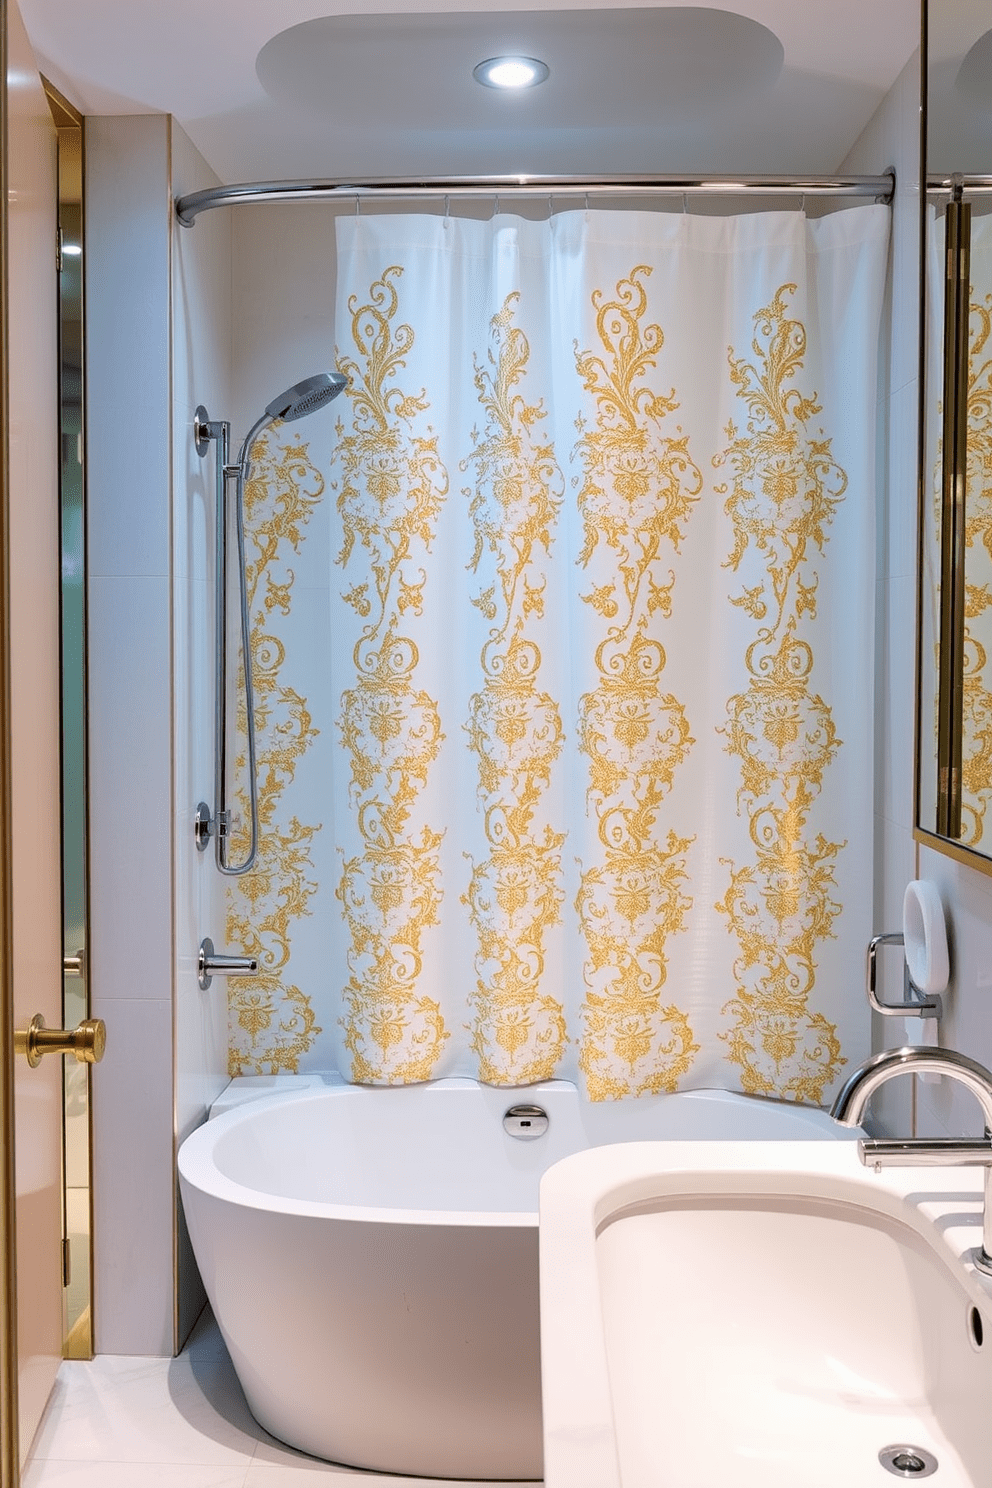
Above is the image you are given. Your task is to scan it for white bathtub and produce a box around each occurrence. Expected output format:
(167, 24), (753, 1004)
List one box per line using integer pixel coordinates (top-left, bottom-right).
(178, 1077), (857, 1480)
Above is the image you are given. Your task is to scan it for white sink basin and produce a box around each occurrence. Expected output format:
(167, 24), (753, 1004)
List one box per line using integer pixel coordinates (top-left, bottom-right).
(539, 1142), (992, 1488)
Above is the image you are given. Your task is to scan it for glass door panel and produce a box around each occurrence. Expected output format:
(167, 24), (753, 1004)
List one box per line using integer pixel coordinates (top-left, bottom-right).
(45, 81), (91, 1360)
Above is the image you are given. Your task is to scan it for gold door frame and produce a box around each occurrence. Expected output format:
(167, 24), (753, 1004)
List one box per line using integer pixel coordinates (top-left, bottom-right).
(44, 74), (92, 1364)
(0, 0), (21, 1479)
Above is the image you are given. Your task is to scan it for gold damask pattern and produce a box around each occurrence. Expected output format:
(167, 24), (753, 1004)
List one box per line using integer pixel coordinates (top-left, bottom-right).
(961, 293), (992, 845)
(573, 267), (701, 1100)
(334, 266), (450, 1082)
(714, 284), (846, 1102)
(227, 433), (323, 1074)
(462, 293), (568, 1083)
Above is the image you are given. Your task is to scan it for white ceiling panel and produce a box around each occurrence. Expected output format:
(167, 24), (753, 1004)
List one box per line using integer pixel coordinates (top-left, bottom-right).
(21, 0), (920, 182)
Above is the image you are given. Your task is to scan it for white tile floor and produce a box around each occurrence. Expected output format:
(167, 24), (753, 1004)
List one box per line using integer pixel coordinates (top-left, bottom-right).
(24, 1311), (542, 1488)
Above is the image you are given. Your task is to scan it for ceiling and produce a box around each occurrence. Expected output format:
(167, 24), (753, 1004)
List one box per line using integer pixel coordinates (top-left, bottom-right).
(20, 0), (920, 183)
(927, 0), (992, 175)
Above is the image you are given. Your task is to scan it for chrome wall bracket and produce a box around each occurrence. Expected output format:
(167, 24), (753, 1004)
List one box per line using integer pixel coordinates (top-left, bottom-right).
(198, 937), (259, 991)
(866, 932), (942, 1020)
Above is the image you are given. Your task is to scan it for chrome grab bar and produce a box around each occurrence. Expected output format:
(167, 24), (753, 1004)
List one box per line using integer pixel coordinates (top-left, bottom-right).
(866, 932), (942, 1020)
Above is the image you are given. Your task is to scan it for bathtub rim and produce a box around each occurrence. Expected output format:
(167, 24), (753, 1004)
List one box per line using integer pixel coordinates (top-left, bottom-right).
(179, 1085), (537, 1227)
(177, 1080), (851, 1229)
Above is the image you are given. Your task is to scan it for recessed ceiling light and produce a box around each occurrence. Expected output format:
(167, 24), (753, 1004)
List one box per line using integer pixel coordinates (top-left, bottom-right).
(473, 56), (550, 90)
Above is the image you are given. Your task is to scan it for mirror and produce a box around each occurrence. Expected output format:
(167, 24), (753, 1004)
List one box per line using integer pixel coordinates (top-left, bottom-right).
(917, 0), (992, 866)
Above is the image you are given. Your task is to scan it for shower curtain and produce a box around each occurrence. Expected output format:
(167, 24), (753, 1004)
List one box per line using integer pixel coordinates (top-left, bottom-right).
(240, 203), (889, 1103)
(325, 205), (889, 1103)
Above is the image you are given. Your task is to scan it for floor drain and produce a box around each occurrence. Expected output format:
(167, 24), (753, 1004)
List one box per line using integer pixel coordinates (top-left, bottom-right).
(879, 1445), (939, 1478)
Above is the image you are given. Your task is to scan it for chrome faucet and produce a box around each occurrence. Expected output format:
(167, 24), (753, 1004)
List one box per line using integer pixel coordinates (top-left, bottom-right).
(831, 1045), (992, 1277)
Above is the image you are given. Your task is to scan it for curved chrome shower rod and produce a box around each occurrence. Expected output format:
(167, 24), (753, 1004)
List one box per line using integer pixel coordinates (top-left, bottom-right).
(176, 171), (896, 227)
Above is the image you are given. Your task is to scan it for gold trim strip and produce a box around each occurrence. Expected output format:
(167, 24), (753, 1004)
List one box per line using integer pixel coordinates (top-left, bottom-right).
(912, 0), (929, 853)
(914, 824), (992, 880)
(0, 0), (21, 1473)
(40, 76), (81, 131)
(936, 198), (971, 838)
(76, 106), (93, 1364)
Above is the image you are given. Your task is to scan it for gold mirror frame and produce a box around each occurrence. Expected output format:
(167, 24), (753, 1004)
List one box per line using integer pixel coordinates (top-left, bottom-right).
(915, 0), (992, 873)
(934, 189), (969, 841)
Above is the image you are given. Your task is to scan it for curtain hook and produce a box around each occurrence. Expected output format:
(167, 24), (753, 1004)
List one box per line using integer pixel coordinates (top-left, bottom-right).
(444, 194), (450, 223)
(493, 193), (500, 218)
(584, 192), (589, 214)
(800, 192), (806, 214)
(355, 193), (361, 217)
(683, 191), (689, 215)
(548, 192), (553, 220)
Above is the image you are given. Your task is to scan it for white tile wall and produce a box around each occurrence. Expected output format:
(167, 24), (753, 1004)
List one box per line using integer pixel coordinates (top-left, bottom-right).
(86, 116), (176, 1356)
(843, 51), (992, 1138)
(87, 997), (174, 1355)
(171, 124), (232, 1138)
(86, 119), (172, 581)
(88, 575), (173, 1000)
(839, 54), (925, 1135)
(171, 122), (234, 1347)
(916, 847), (992, 1136)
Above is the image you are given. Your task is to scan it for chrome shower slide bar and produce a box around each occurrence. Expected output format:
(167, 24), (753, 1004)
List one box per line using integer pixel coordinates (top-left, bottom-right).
(193, 408), (262, 877)
(176, 172), (895, 227)
(191, 375), (347, 877)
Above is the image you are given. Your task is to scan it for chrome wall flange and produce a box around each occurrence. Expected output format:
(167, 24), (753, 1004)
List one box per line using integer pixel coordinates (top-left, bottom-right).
(193, 404), (211, 457)
(198, 937), (260, 991)
(194, 802), (212, 851)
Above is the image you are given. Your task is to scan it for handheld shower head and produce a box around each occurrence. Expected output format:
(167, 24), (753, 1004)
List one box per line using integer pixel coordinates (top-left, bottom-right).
(193, 366), (349, 876)
(264, 370), (348, 423)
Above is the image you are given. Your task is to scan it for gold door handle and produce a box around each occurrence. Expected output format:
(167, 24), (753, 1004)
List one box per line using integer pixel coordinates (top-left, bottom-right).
(14, 1014), (106, 1068)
